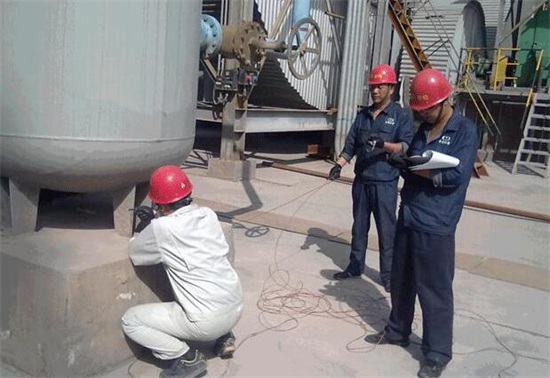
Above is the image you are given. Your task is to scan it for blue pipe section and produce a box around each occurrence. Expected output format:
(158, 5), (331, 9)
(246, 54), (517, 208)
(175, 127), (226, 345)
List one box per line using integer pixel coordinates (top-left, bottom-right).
(292, 0), (311, 45)
(292, 0), (311, 24)
(200, 14), (223, 58)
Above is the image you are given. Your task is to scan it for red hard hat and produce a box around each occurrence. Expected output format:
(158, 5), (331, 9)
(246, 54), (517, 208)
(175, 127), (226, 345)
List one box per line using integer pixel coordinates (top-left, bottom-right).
(369, 64), (397, 85)
(409, 68), (453, 111)
(148, 165), (193, 205)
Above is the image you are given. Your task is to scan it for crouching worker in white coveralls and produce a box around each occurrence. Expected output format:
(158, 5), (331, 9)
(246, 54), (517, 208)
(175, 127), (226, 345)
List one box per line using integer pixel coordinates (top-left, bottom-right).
(122, 165), (244, 378)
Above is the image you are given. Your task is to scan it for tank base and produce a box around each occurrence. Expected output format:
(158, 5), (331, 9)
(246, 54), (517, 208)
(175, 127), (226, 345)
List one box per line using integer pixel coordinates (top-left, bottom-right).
(1, 180), (148, 237)
(112, 183), (149, 237)
(1, 178), (12, 228)
(6, 179), (40, 235)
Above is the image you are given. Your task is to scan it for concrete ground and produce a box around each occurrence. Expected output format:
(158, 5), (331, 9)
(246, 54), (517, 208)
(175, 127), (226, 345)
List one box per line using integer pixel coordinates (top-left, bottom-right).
(2, 129), (549, 377)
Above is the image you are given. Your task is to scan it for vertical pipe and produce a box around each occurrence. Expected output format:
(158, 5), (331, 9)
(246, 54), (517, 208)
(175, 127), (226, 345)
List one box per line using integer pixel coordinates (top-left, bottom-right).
(492, 0), (507, 86)
(334, 0), (371, 157)
(496, 0), (506, 49)
(219, 0), (255, 160)
(220, 0), (246, 161)
(240, 0), (254, 22)
(292, 0), (311, 23)
(292, 0), (311, 44)
(372, 0), (390, 67)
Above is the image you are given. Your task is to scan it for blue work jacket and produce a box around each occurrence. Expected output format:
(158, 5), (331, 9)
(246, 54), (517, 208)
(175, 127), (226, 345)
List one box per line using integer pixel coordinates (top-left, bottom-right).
(400, 111), (479, 235)
(341, 102), (414, 183)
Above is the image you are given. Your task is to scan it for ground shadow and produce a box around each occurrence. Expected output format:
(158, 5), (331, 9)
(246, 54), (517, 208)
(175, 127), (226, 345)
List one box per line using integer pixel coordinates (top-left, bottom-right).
(301, 227), (383, 285)
(232, 221), (271, 238)
(301, 226), (424, 362)
(299, 228), (390, 330)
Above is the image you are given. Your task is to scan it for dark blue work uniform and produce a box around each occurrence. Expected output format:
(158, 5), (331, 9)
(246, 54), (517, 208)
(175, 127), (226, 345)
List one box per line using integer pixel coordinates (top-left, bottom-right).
(340, 102), (413, 285)
(385, 110), (479, 366)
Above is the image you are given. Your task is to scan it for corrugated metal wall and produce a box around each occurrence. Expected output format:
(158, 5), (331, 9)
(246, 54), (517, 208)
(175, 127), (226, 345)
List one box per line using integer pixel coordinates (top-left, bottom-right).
(255, 0), (347, 110)
(482, 0), (511, 48)
(399, 1), (486, 85)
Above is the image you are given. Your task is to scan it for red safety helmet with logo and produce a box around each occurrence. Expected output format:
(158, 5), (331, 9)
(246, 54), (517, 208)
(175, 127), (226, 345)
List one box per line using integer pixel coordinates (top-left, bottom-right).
(368, 64), (398, 85)
(148, 165), (193, 205)
(409, 68), (453, 111)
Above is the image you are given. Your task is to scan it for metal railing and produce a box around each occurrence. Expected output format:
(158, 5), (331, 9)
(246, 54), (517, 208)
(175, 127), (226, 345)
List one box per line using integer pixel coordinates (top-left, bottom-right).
(458, 47), (545, 96)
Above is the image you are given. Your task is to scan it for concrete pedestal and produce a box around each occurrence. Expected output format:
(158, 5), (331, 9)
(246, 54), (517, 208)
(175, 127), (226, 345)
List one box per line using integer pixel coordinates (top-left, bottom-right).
(207, 158), (256, 181)
(0, 228), (160, 376)
(0, 220), (235, 376)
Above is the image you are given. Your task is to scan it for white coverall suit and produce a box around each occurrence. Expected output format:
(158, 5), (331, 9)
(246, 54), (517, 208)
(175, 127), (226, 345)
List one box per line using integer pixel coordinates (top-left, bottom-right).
(122, 204), (244, 360)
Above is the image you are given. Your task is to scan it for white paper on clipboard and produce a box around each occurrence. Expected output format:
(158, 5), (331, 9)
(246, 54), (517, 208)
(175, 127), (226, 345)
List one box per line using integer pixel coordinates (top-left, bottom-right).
(409, 150), (460, 171)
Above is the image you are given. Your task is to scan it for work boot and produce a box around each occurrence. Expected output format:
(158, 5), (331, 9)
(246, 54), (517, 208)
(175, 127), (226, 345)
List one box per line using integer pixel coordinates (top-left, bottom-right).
(159, 349), (207, 378)
(364, 331), (409, 347)
(213, 332), (236, 359)
(417, 360), (446, 378)
(333, 270), (360, 281)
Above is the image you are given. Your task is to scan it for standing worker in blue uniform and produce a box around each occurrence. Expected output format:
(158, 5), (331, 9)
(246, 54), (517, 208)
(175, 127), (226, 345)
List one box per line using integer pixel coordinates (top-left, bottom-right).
(365, 68), (479, 378)
(328, 64), (414, 292)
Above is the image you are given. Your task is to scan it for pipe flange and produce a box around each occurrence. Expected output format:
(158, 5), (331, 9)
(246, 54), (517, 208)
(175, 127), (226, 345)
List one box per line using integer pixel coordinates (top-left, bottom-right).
(200, 14), (223, 59)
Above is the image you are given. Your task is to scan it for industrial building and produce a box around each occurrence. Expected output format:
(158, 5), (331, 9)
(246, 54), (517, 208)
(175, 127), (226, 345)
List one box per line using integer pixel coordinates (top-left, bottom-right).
(0, 0), (548, 376)
(196, 0), (549, 178)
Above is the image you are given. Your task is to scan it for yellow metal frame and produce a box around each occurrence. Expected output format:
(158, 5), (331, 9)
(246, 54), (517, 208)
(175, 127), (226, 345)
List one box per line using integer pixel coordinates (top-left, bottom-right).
(459, 47), (545, 93)
(457, 48), (498, 140)
(492, 47), (520, 90)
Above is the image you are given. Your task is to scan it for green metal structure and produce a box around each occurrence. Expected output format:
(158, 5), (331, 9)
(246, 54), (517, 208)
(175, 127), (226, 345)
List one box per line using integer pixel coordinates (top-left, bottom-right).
(516, 6), (549, 88)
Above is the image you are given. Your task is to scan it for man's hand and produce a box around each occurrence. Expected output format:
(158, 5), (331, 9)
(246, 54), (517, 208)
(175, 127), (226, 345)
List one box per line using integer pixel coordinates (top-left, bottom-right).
(134, 205), (155, 223)
(387, 151), (412, 170)
(328, 164), (342, 180)
(131, 205), (156, 234)
(367, 134), (385, 149)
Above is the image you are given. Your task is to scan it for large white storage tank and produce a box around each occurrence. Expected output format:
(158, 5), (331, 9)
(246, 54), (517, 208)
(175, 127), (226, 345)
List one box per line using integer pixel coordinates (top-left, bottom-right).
(0, 2), (203, 375)
(1, 0), (200, 193)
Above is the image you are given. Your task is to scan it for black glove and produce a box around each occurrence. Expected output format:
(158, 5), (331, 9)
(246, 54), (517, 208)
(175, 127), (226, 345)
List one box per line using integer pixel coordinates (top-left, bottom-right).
(367, 134), (385, 149)
(328, 164), (342, 180)
(131, 205), (156, 234)
(134, 205), (155, 223)
(406, 152), (432, 167)
(387, 151), (413, 170)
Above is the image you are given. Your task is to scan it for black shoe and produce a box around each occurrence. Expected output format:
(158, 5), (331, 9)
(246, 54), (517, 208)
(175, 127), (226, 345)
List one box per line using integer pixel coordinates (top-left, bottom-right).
(159, 349), (207, 378)
(364, 331), (409, 347)
(383, 282), (391, 293)
(333, 270), (360, 280)
(417, 360), (446, 378)
(213, 332), (236, 359)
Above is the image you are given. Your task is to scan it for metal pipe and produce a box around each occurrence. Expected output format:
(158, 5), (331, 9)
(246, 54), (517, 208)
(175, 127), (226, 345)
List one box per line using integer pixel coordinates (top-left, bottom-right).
(292, 0), (311, 24)
(264, 161), (550, 224)
(251, 38), (285, 51)
(463, 199), (550, 223)
(291, 0), (311, 46)
(334, 0), (371, 158)
(497, 1), (546, 46)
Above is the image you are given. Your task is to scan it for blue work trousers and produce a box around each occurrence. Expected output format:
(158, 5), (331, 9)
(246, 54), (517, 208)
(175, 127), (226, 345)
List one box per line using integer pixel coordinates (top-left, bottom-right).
(385, 224), (455, 366)
(348, 179), (398, 284)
